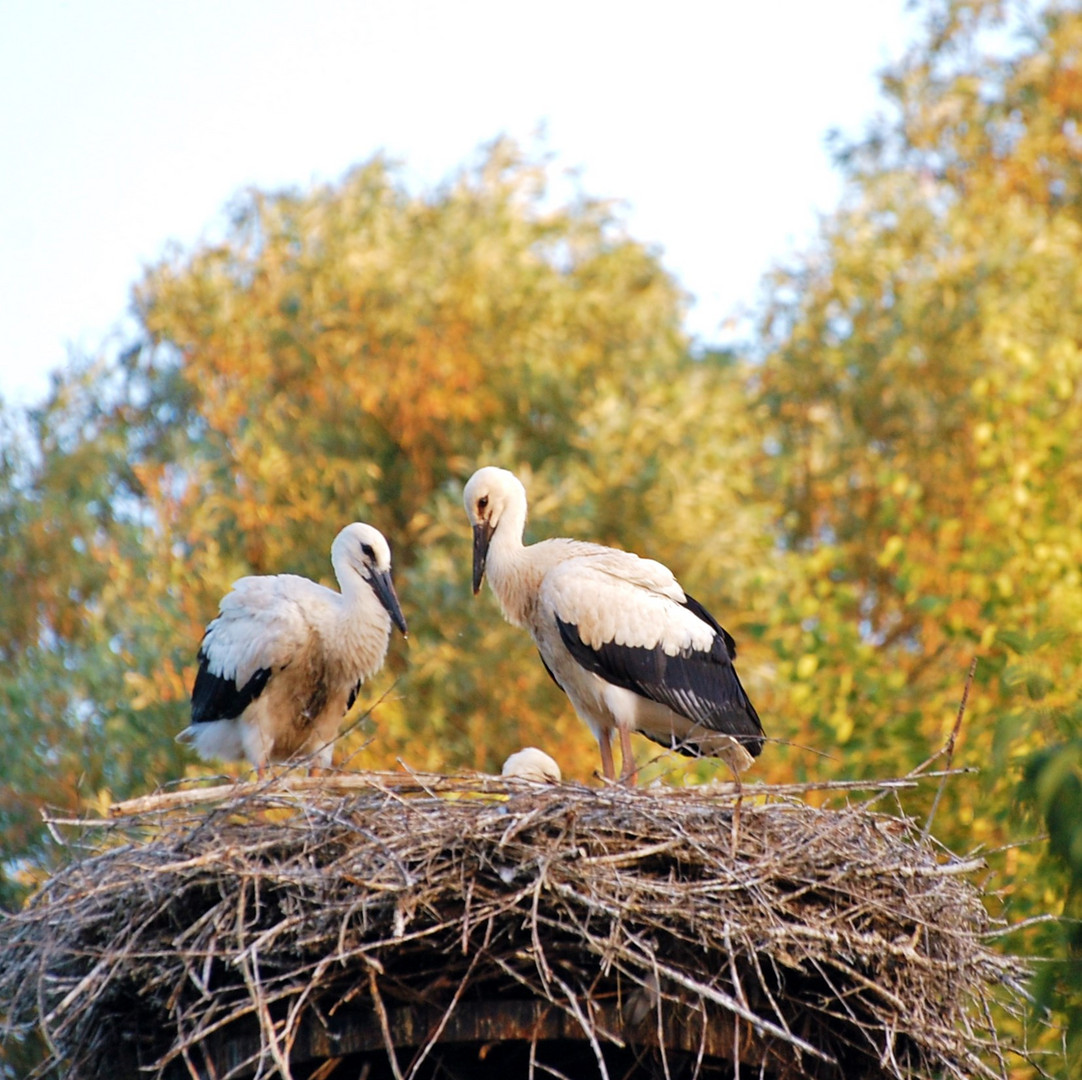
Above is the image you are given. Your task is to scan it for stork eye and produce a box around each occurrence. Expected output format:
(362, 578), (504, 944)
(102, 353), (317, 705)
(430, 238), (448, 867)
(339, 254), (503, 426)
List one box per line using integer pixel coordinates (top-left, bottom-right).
(361, 543), (375, 559)
(478, 495), (489, 512)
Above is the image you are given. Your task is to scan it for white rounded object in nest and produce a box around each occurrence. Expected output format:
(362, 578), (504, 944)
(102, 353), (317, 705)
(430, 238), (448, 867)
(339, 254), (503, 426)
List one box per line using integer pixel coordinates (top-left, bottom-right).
(501, 747), (562, 783)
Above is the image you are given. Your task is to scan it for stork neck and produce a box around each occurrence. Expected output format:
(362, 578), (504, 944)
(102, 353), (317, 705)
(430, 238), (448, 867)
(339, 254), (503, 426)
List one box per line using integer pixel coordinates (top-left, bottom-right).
(495, 498), (526, 551)
(488, 493), (530, 577)
(487, 510), (553, 629)
(332, 556), (368, 611)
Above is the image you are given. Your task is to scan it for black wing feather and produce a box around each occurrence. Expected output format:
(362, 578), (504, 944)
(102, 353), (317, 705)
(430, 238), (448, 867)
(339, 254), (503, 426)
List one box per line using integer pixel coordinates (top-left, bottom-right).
(190, 645), (272, 724)
(555, 601), (764, 758)
(538, 650), (565, 691)
(347, 679), (363, 711)
(682, 591), (738, 657)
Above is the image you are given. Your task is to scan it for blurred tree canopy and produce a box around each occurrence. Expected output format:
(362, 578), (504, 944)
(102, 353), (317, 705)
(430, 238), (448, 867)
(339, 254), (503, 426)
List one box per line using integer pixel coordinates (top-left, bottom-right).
(759, 0), (1082, 831)
(755, 0), (1082, 1061)
(1, 139), (773, 906)
(2, 0), (1082, 1070)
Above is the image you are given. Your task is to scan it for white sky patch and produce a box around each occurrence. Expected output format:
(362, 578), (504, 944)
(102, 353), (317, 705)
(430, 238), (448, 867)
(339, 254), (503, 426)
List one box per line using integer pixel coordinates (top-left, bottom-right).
(0, 0), (916, 406)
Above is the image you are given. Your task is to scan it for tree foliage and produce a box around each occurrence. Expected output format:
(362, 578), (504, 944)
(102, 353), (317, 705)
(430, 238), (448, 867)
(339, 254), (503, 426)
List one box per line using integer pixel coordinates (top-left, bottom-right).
(2, 140), (765, 908)
(2, 2), (1082, 1071)
(755, 0), (1082, 1063)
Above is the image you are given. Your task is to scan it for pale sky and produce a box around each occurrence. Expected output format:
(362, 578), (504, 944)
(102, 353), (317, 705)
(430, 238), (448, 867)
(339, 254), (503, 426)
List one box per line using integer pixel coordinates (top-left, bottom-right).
(0, 1), (916, 407)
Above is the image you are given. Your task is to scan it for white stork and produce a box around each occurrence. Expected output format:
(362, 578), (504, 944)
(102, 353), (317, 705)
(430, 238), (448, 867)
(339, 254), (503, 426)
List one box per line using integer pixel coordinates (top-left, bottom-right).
(177, 523), (408, 771)
(501, 747), (562, 783)
(463, 467), (764, 783)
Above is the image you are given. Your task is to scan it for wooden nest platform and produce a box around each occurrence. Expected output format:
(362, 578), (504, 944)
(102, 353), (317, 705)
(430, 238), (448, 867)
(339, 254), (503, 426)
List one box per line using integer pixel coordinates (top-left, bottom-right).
(0, 772), (1030, 1079)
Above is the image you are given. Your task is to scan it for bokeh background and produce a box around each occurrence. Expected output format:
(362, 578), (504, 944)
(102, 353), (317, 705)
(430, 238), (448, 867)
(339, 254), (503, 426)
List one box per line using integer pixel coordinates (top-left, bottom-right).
(2, 0), (1080, 1073)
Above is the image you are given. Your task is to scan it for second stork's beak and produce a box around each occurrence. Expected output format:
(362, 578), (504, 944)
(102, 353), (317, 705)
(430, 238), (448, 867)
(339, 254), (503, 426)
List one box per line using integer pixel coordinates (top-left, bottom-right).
(372, 569), (408, 635)
(472, 520), (496, 595)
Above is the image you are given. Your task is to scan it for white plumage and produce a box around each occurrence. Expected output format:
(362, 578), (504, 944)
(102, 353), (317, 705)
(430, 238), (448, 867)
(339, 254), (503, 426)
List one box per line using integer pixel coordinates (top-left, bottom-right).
(464, 467), (764, 783)
(501, 747), (562, 783)
(177, 523), (408, 771)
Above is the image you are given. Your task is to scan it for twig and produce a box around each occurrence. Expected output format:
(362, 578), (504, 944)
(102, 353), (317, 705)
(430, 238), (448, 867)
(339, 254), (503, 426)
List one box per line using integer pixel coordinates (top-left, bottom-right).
(645, 954), (837, 1064)
(405, 945), (484, 1079)
(551, 972), (613, 1080)
(922, 659), (977, 839)
(367, 968), (405, 1080)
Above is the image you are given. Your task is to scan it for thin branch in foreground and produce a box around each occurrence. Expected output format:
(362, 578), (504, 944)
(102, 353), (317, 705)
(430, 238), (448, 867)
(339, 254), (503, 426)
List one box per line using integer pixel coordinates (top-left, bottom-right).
(922, 658), (978, 840)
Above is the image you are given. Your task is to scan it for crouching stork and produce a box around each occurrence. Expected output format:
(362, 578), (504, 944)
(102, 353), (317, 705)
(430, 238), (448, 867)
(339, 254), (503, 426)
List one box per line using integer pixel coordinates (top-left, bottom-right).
(463, 466), (764, 783)
(177, 523), (408, 771)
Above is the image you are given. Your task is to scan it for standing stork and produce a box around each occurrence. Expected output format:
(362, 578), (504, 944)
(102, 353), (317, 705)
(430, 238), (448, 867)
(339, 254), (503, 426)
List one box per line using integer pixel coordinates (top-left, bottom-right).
(177, 523), (408, 771)
(463, 467), (764, 783)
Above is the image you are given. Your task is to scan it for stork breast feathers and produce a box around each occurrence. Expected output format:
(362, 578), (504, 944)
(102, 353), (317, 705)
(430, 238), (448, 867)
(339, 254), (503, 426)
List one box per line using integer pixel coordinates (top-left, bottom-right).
(541, 555), (715, 655)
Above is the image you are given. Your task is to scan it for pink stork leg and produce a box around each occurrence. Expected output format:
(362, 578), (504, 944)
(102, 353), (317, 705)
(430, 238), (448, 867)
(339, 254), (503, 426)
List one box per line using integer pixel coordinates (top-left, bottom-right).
(597, 729), (617, 782)
(618, 725), (638, 786)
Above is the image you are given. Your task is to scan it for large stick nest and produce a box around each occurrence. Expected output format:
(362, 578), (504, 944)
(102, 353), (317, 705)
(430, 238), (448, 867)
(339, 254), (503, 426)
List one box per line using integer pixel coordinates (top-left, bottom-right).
(0, 772), (1030, 1080)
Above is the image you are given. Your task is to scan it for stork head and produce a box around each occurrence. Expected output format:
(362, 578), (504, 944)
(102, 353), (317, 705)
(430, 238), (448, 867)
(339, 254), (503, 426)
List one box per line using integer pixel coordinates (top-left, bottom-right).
(463, 466), (527, 594)
(501, 746), (562, 783)
(332, 523), (408, 635)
